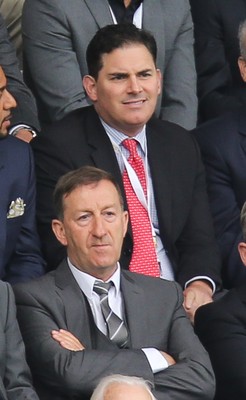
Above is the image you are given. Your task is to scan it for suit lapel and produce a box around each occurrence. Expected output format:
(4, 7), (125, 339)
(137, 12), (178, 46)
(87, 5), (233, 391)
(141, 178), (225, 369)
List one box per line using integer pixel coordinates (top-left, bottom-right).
(54, 261), (93, 348)
(146, 122), (173, 245)
(121, 272), (150, 348)
(84, 0), (114, 27)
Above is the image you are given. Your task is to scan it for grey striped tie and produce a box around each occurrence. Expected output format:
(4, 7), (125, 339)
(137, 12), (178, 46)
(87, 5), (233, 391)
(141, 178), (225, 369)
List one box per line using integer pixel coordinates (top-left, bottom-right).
(93, 280), (128, 348)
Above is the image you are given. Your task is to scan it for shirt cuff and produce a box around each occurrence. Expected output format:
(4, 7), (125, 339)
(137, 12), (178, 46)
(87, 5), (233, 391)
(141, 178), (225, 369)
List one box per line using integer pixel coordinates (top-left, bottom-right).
(9, 124), (35, 136)
(185, 276), (216, 294)
(142, 348), (168, 373)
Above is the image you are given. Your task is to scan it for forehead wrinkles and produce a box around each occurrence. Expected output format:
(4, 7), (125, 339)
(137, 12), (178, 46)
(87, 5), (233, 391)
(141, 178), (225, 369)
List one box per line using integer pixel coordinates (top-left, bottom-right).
(101, 46), (155, 71)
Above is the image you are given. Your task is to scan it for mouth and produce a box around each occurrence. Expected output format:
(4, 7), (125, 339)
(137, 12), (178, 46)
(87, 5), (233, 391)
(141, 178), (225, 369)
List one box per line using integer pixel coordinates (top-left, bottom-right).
(122, 98), (147, 106)
(2, 114), (11, 124)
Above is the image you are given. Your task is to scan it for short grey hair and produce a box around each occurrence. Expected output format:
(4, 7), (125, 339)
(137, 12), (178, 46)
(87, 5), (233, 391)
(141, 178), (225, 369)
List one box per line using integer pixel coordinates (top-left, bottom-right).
(90, 375), (156, 400)
(239, 20), (246, 60)
(240, 202), (246, 241)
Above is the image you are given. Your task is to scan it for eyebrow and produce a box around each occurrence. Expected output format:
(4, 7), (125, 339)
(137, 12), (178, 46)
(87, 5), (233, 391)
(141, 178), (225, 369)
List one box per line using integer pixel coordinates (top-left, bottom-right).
(108, 68), (153, 77)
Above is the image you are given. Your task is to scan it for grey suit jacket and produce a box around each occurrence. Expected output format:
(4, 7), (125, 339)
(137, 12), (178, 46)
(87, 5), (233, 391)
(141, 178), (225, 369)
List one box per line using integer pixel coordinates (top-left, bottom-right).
(0, 281), (39, 400)
(14, 260), (215, 400)
(0, 0), (24, 64)
(22, 0), (197, 129)
(0, 11), (39, 131)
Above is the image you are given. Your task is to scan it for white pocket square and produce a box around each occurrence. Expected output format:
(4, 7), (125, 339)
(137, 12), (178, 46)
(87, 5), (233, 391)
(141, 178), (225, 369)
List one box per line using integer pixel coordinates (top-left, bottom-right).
(7, 197), (26, 219)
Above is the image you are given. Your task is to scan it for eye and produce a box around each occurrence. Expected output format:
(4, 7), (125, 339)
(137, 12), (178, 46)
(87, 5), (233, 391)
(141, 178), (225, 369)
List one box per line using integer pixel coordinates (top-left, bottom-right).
(110, 74), (127, 81)
(139, 71), (152, 78)
(103, 211), (116, 221)
(77, 213), (91, 224)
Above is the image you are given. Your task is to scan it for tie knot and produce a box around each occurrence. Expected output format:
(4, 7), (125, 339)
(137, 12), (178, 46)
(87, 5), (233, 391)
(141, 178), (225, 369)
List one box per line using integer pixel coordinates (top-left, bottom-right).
(122, 139), (138, 157)
(93, 280), (112, 296)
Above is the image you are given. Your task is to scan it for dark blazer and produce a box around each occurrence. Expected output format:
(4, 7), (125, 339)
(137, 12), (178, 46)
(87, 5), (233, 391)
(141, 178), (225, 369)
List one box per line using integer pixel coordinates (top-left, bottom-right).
(190, 0), (246, 122)
(0, 12), (39, 131)
(22, 0), (197, 129)
(0, 135), (45, 283)
(0, 280), (39, 400)
(32, 106), (221, 288)
(193, 109), (246, 288)
(14, 260), (215, 400)
(195, 284), (246, 400)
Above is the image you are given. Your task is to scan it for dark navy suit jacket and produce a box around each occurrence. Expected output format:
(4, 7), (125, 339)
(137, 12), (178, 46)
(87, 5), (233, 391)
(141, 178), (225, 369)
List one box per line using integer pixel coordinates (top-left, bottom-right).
(195, 283), (246, 399)
(193, 108), (246, 288)
(0, 135), (45, 282)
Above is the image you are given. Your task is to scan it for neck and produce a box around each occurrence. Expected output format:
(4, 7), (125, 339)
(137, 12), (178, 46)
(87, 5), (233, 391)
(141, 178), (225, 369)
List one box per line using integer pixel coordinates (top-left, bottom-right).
(124, 0), (132, 7)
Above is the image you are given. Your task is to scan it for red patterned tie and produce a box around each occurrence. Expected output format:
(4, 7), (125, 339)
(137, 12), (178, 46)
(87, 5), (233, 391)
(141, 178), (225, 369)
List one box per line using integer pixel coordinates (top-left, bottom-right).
(122, 139), (160, 277)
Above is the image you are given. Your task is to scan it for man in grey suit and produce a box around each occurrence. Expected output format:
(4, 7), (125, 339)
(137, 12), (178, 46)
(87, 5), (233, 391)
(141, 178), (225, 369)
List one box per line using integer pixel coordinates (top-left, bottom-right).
(22, 0), (197, 129)
(14, 165), (215, 400)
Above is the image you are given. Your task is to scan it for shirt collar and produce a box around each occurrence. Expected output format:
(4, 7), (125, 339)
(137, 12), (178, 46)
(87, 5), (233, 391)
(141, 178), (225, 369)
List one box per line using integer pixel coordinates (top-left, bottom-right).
(100, 117), (147, 154)
(67, 257), (121, 299)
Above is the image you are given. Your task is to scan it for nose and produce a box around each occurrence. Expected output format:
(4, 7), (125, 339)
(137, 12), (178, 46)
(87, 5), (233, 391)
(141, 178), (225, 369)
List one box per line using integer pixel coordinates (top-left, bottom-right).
(127, 76), (142, 94)
(3, 89), (17, 110)
(91, 216), (107, 238)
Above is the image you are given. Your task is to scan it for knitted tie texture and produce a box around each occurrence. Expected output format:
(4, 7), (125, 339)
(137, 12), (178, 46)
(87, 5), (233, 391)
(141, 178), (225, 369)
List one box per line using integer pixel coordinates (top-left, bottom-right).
(93, 281), (128, 348)
(122, 139), (160, 277)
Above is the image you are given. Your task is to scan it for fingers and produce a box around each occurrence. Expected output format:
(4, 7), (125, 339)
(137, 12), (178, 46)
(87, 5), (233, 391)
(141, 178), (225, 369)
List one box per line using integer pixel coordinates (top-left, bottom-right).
(51, 329), (85, 351)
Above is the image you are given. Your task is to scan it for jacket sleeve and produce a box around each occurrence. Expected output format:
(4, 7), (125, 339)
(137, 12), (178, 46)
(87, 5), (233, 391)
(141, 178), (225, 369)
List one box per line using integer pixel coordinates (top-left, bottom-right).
(160, 0), (197, 130)
(22, 0), (89, 122)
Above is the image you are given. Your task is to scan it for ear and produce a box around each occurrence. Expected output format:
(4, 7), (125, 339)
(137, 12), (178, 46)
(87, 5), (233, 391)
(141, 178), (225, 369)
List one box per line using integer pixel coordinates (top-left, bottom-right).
(83, 75), (98, 101)
(52, 219), (68, 247)
(238, 57), (246, 82)
(156, 68), (162, 95)
(238, 241), (246, 266)
(122, 211), (129, 238)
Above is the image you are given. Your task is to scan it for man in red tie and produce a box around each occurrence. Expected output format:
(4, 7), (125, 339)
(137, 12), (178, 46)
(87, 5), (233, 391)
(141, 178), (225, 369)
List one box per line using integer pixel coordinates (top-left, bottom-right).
(32, 23), (221, 322)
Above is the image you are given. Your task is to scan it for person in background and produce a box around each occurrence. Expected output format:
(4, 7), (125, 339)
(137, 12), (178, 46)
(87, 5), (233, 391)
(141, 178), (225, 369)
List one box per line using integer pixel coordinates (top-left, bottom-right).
(0, 65), (45, 282)
(14, 166), (215, 400)
(195, 201), (246, 400)
(22, 0), (197, 129)
(0, 9), (39, 142)
(90, 375), (157, 400)
(190, 0), (246, 122)
(193, 19), (246, 288)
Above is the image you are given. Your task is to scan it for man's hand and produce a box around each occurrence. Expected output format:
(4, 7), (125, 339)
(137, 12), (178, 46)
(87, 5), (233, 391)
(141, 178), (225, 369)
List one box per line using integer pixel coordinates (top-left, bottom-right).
(183, 280), (213, 324)
(51, 329), (85, 351)
(160, 351), (176, 366)
(14, 129), (34, 143)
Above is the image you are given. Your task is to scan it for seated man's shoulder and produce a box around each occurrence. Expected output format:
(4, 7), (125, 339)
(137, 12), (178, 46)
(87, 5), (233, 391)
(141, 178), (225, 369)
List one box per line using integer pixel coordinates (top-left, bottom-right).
(193, 110), (241, 146)
(13, 269), (56, 299)
(122, 270), (183, 300)
(38, 106), (94, 142)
